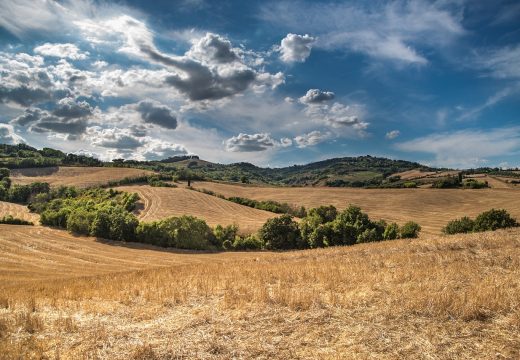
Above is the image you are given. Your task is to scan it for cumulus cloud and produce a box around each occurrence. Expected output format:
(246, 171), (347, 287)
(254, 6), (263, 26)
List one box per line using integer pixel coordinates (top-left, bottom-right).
(0, 52), (71, 106)
(396, 127), (520, 168)
(304, 101), (368, 131)
(77, 16), (282, 102)
(134, 100), (177, 129)
(299, 89), (335, 104)
(262, 1), (465, 64)
(187, 33), (238, 64)
(140, 139), (189, 160)
(11, 98), (94, 138)
(34, 43), (89, 60)
(224, 133), (276, 152)
(294, 130), (330, 148)
(84, 126), (189, 161)
(279, 33), (315, 63)
(85, 126), (143, 149)
(0, 124), (25, 145)
(52, 97), (94, 118)
(224, 133), (294, 152)
(385, 130), (400, 139)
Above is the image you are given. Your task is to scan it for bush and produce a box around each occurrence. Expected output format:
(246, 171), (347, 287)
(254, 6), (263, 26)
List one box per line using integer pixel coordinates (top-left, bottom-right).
(403, 181), (417, 188)
(383, 222), (400, 240)
(432, 177), (460, 189)
(443, 216), (475, 235)
(67, 208), (94, 235)
(232, 235), (264, 250)
(213, 224), (238, 247)
(0, 215), (33, 225)
(260, 214), (301, 250)
(473, 209), (518, 232)
(136, 216), (215, 250)
(462, 179), (488, 189)
(0, 168), (10, 180)
(400, 221), (421, 238)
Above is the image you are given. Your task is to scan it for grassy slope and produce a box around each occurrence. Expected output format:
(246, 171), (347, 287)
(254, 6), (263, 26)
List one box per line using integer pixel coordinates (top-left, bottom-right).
(1, 227), (519, 358)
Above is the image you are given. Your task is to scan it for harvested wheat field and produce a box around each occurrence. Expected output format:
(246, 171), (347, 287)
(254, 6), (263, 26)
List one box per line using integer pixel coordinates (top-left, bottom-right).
(191, 182), (520, 234)
(0, 224), (265, 286)
(10, 167), (154, 188)
(116, 185), (276, 233)
(0, 201), (39, 224)
(1, 228), (519, 359)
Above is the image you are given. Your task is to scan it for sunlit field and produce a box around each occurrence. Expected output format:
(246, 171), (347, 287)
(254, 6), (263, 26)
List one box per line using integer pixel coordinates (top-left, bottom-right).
(1, 226), (519, 359)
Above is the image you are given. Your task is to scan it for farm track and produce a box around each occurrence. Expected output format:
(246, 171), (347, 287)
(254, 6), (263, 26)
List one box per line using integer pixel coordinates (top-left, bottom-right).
(192, 181), (520, 234)
(11, 166), (154, 188)
(116, 185), (277, 234)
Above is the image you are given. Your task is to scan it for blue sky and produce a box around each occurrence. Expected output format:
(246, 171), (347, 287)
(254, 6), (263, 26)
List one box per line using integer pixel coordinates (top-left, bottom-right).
(0, 0), (519, 168)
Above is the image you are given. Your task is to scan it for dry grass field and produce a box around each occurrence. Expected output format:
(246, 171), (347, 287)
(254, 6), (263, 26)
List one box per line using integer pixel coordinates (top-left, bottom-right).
(1, 226), (519, 359)
(0, 201), (40, 224)
(191, 181), (520, 234)
(116, 185), (276, 234)
(10, 167), (154, 188)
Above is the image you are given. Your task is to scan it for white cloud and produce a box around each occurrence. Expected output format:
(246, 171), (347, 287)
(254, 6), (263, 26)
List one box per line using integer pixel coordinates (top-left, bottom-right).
(385, 130), (400, 139)
(299, 89), (335, 104)
(261, 1), (465, 64)
(304, 101), (368, 131)
(0, 123), (25, 144)
(473, 45), (520, 79)
(34, 43), (89, 60)
(294, 130), (331, 148)
(396, 127), (520, 168)
(279, 33), (315, 63)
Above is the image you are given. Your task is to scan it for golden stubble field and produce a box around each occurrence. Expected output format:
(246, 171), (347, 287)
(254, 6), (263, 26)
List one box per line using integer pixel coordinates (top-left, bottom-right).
(116, 185), (276, 234)
(0, 226), (519, 359)
(10, 167), (154, 188)
(192, 181), (520, 234)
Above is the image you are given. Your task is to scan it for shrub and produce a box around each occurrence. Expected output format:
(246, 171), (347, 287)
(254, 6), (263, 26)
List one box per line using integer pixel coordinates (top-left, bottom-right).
(213, 224), (238, 247)
(260, 214), (301, 250)
(400, 221), (421, 238)
(66, 208), (94, 235)
(0, 215), (33, 225)
(0, 168), (10, 180)
(403, 181), (417, 188)
(443, 216), (475, 235)
(473, 209), (518, 232)
(383, 222), (400, 240)
(136, 216), (215, 250)
(462, 179), (488, 189)
(232, 235), (264, 250)
(432, 177), (460, 189)
(308, 205), (337, 223)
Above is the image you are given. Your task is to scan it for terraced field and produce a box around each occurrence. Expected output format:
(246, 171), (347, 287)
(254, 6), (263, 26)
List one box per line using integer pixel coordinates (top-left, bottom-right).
(0, 200), (39, 223)
(116, 185), (276, 233)
(10, 166), (154, 188)
(191, 181), (520, 234)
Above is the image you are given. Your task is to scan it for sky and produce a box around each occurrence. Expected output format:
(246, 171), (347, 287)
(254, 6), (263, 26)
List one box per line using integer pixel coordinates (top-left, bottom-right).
(0, 0), (519, 169)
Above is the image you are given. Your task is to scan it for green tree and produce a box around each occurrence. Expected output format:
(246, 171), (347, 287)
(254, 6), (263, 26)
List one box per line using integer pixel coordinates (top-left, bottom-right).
(260, 214), (301, 250)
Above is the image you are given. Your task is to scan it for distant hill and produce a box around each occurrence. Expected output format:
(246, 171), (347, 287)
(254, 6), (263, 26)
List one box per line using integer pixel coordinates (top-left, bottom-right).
(3, 142), (489, 187)
(0, 143), (101, 168)
(150, 155), (435, 187)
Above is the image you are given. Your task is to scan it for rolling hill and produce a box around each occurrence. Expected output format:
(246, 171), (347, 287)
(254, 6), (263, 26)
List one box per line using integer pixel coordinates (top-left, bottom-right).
(191, 181), (520, 234)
